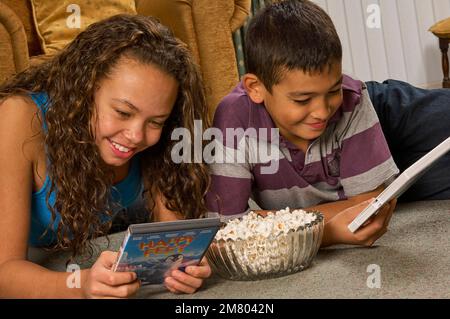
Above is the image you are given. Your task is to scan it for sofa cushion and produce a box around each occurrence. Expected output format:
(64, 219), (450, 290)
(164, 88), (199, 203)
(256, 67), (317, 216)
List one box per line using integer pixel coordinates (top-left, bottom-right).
(0, 24), (16, 83)
(30, 0), (137, 54)
(2, 0), (43, 56)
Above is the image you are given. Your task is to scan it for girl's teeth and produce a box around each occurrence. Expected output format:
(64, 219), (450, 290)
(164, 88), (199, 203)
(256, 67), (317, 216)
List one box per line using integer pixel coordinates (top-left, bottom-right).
(112, 141), (130, 153)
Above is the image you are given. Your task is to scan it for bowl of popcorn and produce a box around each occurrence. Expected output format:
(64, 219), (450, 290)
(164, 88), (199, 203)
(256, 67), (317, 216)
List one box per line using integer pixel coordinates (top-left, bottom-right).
(206, 208), (324, 281)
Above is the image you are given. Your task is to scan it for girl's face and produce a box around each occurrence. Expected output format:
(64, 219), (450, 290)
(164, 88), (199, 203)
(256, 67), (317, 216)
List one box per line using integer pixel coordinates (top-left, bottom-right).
(92, 57), (179, 168)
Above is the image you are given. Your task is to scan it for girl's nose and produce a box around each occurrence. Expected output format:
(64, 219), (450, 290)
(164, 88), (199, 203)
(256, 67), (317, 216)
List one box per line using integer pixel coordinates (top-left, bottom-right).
(123, 125), (144, 145)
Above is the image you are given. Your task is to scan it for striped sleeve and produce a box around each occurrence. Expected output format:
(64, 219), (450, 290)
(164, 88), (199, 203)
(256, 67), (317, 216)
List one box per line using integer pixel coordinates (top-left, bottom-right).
(338, 86), (399, 197)
(205, 92), (253, 219)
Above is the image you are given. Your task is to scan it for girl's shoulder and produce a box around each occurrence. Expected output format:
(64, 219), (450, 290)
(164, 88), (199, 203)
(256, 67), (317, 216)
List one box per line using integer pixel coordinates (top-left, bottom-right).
(1, 94), (43, 120)
(0, 95), (45, 162)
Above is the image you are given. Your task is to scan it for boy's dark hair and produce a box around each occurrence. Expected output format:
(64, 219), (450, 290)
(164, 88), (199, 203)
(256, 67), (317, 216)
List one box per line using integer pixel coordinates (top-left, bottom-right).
(245, 0), (342, 92)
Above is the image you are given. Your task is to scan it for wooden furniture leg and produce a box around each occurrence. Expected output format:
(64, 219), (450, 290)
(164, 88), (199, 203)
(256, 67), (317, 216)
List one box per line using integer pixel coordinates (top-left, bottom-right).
(439, 38), (450, 88)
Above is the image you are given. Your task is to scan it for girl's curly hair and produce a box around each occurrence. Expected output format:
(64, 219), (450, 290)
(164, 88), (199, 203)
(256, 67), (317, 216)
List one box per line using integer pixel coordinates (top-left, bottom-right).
(0, 14), (211, 259)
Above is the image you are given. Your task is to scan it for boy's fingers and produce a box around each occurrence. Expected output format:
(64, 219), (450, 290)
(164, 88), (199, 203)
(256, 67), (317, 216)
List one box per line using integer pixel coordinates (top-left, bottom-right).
(372, 200), (395, 229)
(361, 215), (375, 227)
(383, 198), (397, 227)
(354, 204), (390, 239)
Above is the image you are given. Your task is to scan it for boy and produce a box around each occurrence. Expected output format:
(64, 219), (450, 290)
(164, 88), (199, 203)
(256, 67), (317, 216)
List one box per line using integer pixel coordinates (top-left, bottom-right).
(206, 0), (399, 247)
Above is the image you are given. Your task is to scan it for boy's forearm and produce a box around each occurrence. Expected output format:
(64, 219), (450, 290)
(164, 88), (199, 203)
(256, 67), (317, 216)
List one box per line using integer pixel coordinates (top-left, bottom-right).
(0, 259), (86, 298)
(306, 186), (384, 223)
(305, 199), (360, 223)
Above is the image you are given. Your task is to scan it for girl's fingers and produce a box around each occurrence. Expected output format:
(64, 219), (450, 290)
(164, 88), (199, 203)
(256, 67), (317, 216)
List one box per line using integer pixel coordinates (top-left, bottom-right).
(95, 251), (137, 286)
(185, 260), (212, 279)
(97, 269), (138, 287)
(98, 251), (119, 269)
(170, 269), (203, 289)
(164, 257), (211, 294)
(90, 280), (141, 298)
(165, 275), (200, 294)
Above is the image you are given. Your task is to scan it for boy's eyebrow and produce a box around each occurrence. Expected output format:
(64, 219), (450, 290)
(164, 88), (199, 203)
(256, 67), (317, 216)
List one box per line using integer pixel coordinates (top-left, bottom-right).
(288, 76), (343, 97)
(112, 98), (170, 118)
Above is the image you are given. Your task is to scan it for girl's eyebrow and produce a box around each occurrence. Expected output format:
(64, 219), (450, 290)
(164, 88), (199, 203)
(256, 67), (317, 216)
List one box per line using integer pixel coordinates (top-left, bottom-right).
(288, 76), (343, 97)
(112, 98), (141, 112)
(112, 98), (170, 118)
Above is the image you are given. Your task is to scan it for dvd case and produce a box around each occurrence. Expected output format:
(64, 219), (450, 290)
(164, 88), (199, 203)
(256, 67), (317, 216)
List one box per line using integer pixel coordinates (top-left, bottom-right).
(113, 217), (221, 286)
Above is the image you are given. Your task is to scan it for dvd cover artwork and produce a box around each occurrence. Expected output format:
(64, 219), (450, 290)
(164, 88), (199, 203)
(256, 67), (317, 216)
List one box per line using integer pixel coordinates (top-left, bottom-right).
(115, 227), (218, 285)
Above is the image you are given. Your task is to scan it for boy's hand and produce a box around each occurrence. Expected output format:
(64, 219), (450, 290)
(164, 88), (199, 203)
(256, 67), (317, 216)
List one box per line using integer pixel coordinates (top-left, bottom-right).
(322, 198), (396, 247)
(164, 257), (211, 294)
(82, 251), (141, 299)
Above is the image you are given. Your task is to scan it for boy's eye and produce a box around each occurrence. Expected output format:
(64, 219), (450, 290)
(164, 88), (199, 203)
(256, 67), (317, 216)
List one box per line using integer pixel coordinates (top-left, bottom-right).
(294, 99), (311, 106)
(329, 88), (342, 95)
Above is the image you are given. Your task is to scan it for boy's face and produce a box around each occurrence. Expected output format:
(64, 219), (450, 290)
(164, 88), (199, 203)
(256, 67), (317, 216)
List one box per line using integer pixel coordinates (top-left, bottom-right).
(92, 57), (178, 169)
(259, 62), (343, 151)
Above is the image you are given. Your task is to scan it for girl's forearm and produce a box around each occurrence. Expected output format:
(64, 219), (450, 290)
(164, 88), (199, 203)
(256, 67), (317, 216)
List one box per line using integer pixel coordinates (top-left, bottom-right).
(0, 259), (87, 298)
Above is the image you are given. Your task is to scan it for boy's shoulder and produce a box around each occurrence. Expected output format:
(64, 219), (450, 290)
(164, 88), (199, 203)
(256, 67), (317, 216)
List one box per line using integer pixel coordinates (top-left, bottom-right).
(214, 81), (275, 131)
(342, 74), (363, 94)
(214, 82), (255, 130)
(340, 74), (365, 113)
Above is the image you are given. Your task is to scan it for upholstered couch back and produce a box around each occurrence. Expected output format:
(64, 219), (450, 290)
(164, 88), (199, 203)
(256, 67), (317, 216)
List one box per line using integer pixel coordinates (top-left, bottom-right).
(0, 0), (250, 117)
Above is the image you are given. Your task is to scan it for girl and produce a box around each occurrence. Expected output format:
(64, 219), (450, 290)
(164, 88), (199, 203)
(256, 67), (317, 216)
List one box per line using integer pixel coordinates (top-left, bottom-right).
(0, 14), (211, 298)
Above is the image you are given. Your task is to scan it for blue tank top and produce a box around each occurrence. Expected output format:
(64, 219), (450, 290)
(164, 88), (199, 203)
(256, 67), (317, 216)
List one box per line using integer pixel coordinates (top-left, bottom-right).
(29, 93), (147, 247)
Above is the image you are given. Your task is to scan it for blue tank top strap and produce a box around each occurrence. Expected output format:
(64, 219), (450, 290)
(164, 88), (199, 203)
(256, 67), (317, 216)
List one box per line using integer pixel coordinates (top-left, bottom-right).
(29, 92), (50, 132)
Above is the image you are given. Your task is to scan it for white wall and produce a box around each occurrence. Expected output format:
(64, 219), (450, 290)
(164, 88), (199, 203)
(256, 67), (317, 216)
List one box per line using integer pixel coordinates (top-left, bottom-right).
(311, 0), (450, 88)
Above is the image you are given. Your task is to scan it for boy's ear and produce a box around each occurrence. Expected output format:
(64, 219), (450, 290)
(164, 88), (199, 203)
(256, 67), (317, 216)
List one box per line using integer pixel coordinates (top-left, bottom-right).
(242, 73), (266, 104)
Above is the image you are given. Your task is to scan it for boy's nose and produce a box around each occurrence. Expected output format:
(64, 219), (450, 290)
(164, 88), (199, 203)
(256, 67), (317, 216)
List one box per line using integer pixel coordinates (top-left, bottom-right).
(311, 100), (331, 120)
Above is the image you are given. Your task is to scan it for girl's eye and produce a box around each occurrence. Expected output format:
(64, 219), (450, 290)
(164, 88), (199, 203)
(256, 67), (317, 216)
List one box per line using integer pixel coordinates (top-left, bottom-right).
(148, 120), (165, 128)
(116, 109), (131, 118)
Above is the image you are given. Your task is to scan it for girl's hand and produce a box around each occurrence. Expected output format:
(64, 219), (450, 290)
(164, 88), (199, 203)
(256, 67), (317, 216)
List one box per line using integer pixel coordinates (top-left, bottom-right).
(164, 257), (211, 294)
(82, 251), (141, 299)
(323, 198), (396, 247)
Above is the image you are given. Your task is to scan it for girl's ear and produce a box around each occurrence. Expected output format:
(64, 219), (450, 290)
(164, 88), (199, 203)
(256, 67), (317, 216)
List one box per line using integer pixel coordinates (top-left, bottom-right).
(242, 73), (266, 104)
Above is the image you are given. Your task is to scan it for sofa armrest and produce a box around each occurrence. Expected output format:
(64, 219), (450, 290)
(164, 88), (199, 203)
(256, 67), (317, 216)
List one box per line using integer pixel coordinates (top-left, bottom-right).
(0, 1), (29, 83)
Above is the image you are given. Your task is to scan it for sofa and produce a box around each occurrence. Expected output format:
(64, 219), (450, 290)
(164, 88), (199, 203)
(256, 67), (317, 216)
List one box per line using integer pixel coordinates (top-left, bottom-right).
(0, 0), (250, 118)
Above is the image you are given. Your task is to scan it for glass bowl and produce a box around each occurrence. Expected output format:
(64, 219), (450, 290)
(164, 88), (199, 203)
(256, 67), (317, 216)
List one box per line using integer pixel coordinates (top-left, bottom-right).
(206, 211), (324, 281)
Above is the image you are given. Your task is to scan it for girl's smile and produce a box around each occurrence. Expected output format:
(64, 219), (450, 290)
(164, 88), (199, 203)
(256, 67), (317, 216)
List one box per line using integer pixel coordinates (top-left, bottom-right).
(108, 138), (136, 159)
